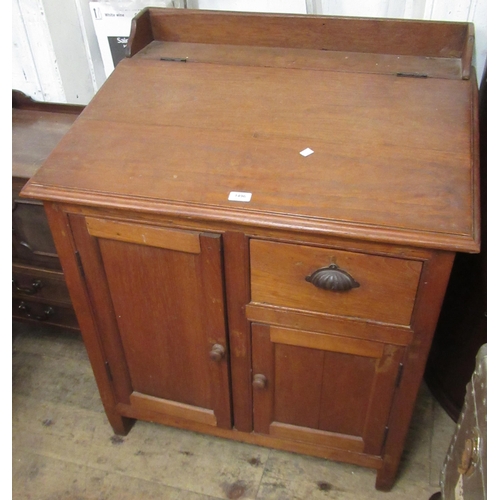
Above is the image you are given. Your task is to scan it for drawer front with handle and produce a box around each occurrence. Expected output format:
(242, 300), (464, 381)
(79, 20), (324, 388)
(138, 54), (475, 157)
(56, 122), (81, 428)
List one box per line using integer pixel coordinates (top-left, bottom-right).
(12, 184), (62, 270)
(250, 239), (422, 326)
(12, 265), (72, 305)
(13, 298), (80, 330)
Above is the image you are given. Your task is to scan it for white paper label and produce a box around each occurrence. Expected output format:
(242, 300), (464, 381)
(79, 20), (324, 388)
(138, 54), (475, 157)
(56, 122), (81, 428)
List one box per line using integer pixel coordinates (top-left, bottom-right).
(300, 148), (314, 157)
(228, 191), (252, 202)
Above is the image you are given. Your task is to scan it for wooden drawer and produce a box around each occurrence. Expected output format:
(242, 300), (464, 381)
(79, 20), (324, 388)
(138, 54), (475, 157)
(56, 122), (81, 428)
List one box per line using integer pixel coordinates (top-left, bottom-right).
(250, 240), (422, 326)
(12, 264), (72, 305)
(13, 182), (61, 270)
(13, 298), (80, 330)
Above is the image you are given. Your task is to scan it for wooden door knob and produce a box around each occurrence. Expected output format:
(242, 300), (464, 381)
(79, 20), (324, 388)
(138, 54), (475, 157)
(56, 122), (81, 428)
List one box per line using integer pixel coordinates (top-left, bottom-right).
(252, 374), (267, 389)
(209, 344), (225, 362)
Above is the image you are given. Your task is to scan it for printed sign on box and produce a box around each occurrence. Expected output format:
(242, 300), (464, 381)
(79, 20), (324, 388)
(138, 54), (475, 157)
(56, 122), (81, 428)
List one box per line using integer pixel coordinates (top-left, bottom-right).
(90, 1), (171, 77)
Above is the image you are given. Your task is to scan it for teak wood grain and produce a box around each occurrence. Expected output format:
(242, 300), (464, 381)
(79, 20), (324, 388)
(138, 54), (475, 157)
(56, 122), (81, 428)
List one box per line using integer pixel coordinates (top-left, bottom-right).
(246, 303), (413, 346)
(86, 217), (201, 253)
(268, 423), (364, 453)
(115, 399), (383, 470)
(23, 54), (479, 253)
(137, 40), (465, 79)
(129, 8), (472, 69)
(69, 213), (232, 429)
(250, 239), (422, 325)
(251, 323), (404, 457)
(19, 9), (481, 492)
(98, 228), (230, 427)
(69, 214), (135, 406)
(130, 392), (217, 427)
(269, 326), (385, 358)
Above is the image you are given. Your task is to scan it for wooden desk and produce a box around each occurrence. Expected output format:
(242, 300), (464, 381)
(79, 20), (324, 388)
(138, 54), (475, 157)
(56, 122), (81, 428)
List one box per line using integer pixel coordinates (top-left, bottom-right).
(21, 9), (480, 490)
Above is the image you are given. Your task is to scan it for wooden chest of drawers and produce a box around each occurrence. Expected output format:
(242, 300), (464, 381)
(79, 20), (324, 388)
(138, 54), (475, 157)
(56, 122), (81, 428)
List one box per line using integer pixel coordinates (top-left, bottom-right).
(21, 9), (480, 490)
(12, 91), (83, 330)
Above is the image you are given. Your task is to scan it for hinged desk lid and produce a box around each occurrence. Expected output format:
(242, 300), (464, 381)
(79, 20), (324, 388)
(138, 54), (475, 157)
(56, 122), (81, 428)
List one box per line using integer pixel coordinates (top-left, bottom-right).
(22, 9), (480, 253)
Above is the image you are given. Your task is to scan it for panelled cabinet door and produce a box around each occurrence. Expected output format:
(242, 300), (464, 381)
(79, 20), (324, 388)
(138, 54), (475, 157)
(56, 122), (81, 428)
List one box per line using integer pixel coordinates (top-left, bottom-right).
(251, 324), (405, 456)
(69, 214), (232, 429)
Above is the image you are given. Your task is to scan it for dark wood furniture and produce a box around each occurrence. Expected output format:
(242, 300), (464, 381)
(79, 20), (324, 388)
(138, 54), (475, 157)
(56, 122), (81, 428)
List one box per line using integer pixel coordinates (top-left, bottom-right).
(21, 9), (480, 490)
(12, 91), (83, 330)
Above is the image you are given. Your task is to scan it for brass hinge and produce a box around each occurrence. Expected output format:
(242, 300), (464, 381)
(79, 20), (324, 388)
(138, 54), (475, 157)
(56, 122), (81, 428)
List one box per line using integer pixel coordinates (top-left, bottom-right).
(395, 363), (404, 388)
(75, 250), (85, 278)
(382, 426), (390, 450)
(160, 57), (188, 63)
(396, 72), (428, 78)
(104, 361), (113, 382)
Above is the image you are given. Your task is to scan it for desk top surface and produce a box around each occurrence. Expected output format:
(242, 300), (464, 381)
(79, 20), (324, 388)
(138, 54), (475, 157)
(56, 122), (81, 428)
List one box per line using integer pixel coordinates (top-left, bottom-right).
(22, 23), (480, 253)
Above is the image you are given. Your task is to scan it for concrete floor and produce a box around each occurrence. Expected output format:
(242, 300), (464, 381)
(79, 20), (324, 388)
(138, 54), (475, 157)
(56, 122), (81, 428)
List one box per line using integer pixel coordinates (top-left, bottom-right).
(12, 321), (455, 499)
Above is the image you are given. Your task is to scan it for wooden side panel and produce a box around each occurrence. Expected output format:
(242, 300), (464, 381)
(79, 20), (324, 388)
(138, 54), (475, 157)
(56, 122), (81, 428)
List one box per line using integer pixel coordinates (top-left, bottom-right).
(148, 9), (470, 59)
(69, 214), (134, 406)
(460, 23), (475, 79)
(376, 252), (455, 490)
(127, 7), (153, 57)
(44, 204), (135, 435)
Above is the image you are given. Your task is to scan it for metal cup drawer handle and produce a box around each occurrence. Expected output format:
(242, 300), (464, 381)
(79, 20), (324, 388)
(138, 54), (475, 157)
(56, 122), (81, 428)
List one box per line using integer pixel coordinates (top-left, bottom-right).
(305, 264), (360, 292)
